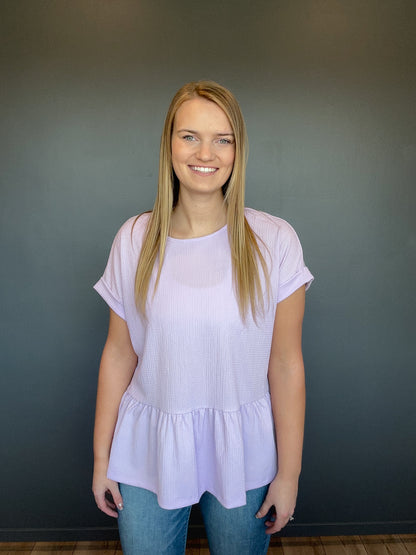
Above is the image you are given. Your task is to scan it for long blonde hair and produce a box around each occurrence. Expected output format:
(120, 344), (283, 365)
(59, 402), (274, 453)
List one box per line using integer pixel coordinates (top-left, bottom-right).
(135, 80), (270, 320)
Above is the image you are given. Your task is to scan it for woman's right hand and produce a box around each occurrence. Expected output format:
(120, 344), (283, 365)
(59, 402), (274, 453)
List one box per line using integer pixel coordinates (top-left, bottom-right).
(92, 462), (123, 518)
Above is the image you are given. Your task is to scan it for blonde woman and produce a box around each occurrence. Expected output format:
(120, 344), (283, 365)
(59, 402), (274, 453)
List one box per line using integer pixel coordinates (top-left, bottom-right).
(92, 81), (313, 555)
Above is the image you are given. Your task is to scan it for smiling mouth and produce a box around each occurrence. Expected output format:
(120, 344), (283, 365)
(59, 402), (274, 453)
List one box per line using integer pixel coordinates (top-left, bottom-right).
(189, 165), (217, 174)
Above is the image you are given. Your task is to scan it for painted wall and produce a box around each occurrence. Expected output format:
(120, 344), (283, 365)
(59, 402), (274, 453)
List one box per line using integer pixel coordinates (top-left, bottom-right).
(1, 0), (415, 540)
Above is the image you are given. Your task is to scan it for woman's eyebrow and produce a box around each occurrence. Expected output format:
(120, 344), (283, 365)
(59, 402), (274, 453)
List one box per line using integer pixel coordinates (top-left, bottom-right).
(176, 128), (234, 136)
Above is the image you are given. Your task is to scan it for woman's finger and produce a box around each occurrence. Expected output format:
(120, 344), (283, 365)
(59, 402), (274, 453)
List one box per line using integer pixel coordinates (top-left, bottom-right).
(94, 487), (120, 518)
(255, 496), (273, 520)
(108, 483), (124, 512)
(265, 511), (294, 534)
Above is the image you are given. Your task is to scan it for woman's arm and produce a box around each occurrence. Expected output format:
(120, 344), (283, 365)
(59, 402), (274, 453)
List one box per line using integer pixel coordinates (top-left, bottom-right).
(256, 285), (306, 534)
(92, 309), (138, 517)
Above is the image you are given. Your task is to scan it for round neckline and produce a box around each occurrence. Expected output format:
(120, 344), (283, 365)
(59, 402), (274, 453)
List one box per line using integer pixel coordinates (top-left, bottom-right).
(168, 223), (227, 242)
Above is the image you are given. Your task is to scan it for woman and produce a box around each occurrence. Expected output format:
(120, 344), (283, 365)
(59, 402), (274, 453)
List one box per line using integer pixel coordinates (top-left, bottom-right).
(93, 80), (313, 555)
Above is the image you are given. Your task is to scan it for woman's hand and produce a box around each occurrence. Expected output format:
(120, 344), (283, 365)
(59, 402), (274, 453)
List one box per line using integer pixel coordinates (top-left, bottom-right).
(256, 474), (297, 534)
(92, 461), (123, 518)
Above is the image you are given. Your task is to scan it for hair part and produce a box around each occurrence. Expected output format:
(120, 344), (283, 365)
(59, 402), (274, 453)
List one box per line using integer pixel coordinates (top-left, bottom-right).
(134, 80), (270, 321)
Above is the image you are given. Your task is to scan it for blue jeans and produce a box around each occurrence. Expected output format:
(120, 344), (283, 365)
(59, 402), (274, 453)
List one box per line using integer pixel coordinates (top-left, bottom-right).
(118, 483), (271, 555)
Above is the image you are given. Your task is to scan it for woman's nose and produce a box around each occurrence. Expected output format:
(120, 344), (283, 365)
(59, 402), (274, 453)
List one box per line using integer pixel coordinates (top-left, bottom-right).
(197, 141), (215, 161)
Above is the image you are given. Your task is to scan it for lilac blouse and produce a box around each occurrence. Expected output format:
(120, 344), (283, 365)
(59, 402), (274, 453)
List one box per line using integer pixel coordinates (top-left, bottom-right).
(94, 208), (313, 509)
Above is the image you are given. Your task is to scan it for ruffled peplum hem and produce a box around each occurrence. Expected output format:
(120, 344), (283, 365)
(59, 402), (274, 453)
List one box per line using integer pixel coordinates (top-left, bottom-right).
(107, 392), (278, 509)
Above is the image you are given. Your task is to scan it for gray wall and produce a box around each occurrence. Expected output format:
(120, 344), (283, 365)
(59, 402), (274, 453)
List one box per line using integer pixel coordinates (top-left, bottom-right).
(1, 0), (415, 541)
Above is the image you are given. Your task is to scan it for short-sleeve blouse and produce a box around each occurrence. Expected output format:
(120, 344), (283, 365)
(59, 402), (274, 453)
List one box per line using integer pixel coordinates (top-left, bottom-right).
(94, 207), (313, 509)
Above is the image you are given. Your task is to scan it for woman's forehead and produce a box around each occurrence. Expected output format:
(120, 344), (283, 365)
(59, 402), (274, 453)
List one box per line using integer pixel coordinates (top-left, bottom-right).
(174, 97), (232, 132)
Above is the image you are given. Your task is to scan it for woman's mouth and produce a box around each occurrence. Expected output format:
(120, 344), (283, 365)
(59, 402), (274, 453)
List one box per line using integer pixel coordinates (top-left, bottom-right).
(189, 165), (218, 175)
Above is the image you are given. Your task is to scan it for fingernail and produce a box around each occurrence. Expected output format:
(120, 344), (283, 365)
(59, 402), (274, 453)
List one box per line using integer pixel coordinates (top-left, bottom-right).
(255, 512), (261, 519)
(118, 503), (123, 510)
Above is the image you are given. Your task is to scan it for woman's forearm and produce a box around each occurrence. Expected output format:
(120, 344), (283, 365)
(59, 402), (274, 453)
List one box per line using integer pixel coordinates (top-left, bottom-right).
(92, 310), (137, 517)
(93, 310), (138, 465)
(257, 348), (306, 532)
(267, 286), (307, 480)
(93, 342), (137, 463)
(269, 358), (305, 480)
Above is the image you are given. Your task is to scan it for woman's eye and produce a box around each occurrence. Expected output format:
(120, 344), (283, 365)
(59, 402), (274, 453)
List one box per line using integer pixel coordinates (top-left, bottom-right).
(218, 138), (232, 145)
(183, 135), (196, 142)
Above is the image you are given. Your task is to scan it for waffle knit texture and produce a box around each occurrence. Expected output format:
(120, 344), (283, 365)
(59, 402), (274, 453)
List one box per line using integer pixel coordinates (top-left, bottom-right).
(94, 208), (314, 509)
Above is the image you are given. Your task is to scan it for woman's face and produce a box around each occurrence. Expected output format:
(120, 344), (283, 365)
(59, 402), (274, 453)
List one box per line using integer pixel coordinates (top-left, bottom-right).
(171, 97), (235, 200)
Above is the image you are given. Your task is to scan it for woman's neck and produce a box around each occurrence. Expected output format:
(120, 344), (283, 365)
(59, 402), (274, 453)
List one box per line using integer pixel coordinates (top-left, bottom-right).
(169, 192), (227, 239)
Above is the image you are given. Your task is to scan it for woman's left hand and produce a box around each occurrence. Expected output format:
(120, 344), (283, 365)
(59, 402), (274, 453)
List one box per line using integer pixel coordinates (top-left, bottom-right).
(256, 474), (298, 534)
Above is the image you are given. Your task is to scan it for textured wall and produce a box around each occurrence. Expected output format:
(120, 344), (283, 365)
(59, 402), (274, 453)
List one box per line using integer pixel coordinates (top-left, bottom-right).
(1, 0), (415, 540)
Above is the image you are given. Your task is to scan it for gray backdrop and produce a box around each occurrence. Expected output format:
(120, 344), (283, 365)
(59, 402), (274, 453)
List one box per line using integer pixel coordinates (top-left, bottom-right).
(1, 0), (415, 541)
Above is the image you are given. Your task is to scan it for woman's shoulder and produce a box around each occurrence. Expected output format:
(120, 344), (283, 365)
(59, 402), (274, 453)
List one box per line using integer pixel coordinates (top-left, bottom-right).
(244, 208), (308, 272)
(107, 212), (151, 258)
(115, 211), (151, 240)
(244, 207), (297, 240)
